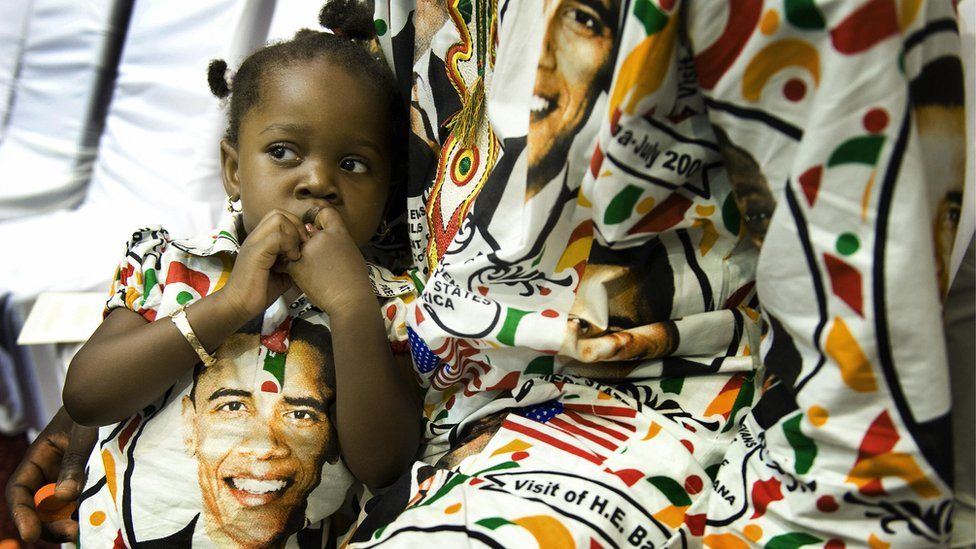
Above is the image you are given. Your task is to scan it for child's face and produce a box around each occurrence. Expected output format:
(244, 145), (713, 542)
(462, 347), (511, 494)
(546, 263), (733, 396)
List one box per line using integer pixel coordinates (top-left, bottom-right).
(221, 59), (392, 247)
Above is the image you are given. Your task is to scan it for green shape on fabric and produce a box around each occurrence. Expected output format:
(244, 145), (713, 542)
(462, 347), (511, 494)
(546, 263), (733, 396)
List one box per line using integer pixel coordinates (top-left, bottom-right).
(408, 268), (426, 292)
(647, 476), (692, 506)
(765, 532), (822, 549)
(721, 193), (741, 235)
(373, 525), (387, 539)
(374, 19), (387, 36)
(661, 376), (684, 394)
(457, 0), (472, 24)
(263, 351), (286, 386)
(474, 461), (520, 476)
(417, 472), (471, 508)
(604, 185), (644, 225)
(217, 230), (238, 246)
(722, 373), (755, 433)
(141, 269), (158, 306)
(826, 135), (886, 167)
(525, 356), (554, 376)
(705, 463), (721, 482)
(476, 518), (513, 530)
(531, 245), (545, 267)
(496, 308), (531, 346)
(435, 409), (450, 422)
(782, 413), (817, 475)
(784, 0), (826, 30)
(836, 232), (860, 256)
(176, 291), (193, 305)
(632, 0), (668, 35)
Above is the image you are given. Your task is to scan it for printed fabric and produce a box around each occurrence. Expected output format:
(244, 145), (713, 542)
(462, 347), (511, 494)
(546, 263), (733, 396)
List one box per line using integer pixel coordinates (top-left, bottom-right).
(78, 213), (416, 548)
(345, 1), (965, 547)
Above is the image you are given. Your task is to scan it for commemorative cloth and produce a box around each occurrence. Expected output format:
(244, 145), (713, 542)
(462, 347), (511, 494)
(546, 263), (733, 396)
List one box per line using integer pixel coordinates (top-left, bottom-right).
(344, 1), (965, 547)
(77, 213), (416, 548)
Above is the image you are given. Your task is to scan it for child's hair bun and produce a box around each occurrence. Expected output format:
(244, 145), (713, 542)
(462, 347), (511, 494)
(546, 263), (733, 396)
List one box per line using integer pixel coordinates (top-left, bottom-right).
(319, 0), (376, 41)
(207, 59), (231, 99)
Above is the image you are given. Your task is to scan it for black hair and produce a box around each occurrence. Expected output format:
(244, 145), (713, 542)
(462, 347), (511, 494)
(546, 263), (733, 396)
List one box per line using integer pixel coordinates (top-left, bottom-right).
(207, 0), (408, 250)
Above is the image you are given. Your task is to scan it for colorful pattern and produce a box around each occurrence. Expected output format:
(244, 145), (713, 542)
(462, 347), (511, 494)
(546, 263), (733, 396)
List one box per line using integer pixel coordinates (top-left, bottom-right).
(348, 0), (963, 547)
(80, 214), (415, 548)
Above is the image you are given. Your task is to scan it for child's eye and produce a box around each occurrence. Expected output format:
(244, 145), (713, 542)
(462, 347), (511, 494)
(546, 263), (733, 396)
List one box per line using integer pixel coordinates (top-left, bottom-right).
(340, 157), (369, 173)
(268, 145), (299, 162)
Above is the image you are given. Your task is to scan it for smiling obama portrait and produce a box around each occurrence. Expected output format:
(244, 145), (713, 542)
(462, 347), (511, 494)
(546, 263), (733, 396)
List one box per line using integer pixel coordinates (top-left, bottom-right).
(181, 318), (342, 548)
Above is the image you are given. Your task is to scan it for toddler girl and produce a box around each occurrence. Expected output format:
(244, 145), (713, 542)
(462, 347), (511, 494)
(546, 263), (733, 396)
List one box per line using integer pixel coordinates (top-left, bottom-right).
(62, 2), (419, 546)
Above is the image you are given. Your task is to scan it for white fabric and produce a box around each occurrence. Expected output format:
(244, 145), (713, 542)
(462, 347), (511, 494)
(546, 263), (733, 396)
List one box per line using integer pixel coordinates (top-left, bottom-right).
(0, 0), (33, 143)
(0, 0), (124, 220)
(954, 0), (975, 282)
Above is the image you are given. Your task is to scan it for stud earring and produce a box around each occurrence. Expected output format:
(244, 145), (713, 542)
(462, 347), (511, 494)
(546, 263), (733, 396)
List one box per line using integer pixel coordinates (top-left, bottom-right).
(226, 197), (242, 213)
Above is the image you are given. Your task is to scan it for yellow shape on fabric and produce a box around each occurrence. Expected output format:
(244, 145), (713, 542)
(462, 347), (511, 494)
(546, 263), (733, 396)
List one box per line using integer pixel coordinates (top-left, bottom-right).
(597, 391), (612, 400)
(704, 385), (737, 418)
(608, 14), (678, 116)
(643, 422), (662, 440)
(636, 196), (656, 215)
(861, 170), (876, 222)
(807, 405), (829, 427)
(742, 39), (820, 102)
(868, 533), (891, 548)
(846, 453), (941, 498)
(652, 504), (688, 529)
(423, 402), (436, 418)
(825, 317), (877, 392)
(124, 287), (140, 309)
(578, 191), (593, 208)
(743, 523), (763, 542)
(213, 253), (234, 293)
(89, 511), (106, 527)
(555, 235), (593, 273)
(444, 502), (462, 514)
(704, 533), (749, 548)
(600, 169), (613, 179)
(695, 205), (715, 217)
(101, 449), (117, 506)
(760, 9), (780, 35)
(898, 0), (922, 31)
(512, 515), (574, 548)
(490, 438), (532, 458)
(692, 218), (719, 256)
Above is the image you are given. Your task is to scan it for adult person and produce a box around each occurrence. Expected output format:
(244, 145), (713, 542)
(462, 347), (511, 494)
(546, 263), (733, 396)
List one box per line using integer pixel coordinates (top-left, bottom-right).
(9, 1), (966, 547)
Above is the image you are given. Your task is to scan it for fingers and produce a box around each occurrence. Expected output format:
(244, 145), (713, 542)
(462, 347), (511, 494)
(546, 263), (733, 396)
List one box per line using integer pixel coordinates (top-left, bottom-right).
(249, 210), (309, 265)
(6, 436), (64, 542)
(41, 518), (79, 543)
(56, 424), (98, 500)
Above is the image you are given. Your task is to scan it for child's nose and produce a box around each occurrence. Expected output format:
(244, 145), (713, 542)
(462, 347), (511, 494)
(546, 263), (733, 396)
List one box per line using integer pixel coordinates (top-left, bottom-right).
(296, 164), (339, 203)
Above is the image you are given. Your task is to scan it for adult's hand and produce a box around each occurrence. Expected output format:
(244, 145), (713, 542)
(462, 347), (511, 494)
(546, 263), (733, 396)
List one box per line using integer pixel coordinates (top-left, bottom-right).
(5, 407), (97, 543)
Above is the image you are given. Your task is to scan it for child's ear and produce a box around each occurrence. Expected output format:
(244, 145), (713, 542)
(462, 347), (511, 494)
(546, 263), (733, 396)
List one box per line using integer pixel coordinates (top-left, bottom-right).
(220, 139), (241, 200)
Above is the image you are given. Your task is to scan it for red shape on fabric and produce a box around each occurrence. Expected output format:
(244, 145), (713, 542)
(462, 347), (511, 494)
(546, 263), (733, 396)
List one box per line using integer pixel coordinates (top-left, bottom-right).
(503, 418), (606, 466)
(165, 261), (211, 298)
(684, 475), (704, 495)
(563, 403), (638, 419)
(590, 539), (606, 549)
(385, 304), (397, 321)
(822, 253), (864, 316)
(477, 286), (489, 296)
(693, 0), (763, 89)
(628, 192), (694, 235)
(860, 478), (886, 496)
(541, 309), (558, 318)
(683, 423), (697, 432)
(485, 371), (522, 392)
(114, 530), (127, 548)
(863, 108), (889, 133)
(260, 380), (278, 393)
(538, 286), (551, 296)
(120, 264), (134, 285)
(799, 166), (823, 206)
(783, 78), (807, 101)
(606, 467), (644, 487)
(681, 439), (695, 453)
(117, 415), (142, 451)
(261, 317), (292, 353)
(749, 477), (784, 519)
(550, 417), (617, 451)
(817, 495), (840, 512)
(856, 411), (899, 460)
(723, 281), (756, 309)
(415, 304), (425, 324)
(469, 478), (484, 486)
(609, 108), (622, 136)
(665, 106), (696, 125)
(830, 0), (898, 55)
(563, 410), (634, 441)
(825, 539), (846, 549)
(141, 309), (158, 323)
(659, 0), (674, 9)
(590, 145), (605, 178)
(684, 513), (707, 536)
(511, 451), (530, 461)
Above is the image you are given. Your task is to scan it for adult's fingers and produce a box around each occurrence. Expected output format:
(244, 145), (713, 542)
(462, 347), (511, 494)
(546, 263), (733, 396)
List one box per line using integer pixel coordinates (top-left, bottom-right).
(55, 423), (98, 500)
(6, 436), (64, 542)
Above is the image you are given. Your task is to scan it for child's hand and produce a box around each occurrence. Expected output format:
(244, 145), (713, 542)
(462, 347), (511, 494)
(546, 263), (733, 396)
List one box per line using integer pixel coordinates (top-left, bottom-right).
(222, 210), (308, 319)
(285, 206), (375, 315)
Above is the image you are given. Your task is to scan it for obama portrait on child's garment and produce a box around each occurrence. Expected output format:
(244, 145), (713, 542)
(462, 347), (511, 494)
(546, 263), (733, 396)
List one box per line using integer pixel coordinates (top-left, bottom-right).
(527, 0), (620, 199)
(181, 319), (341, 548)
